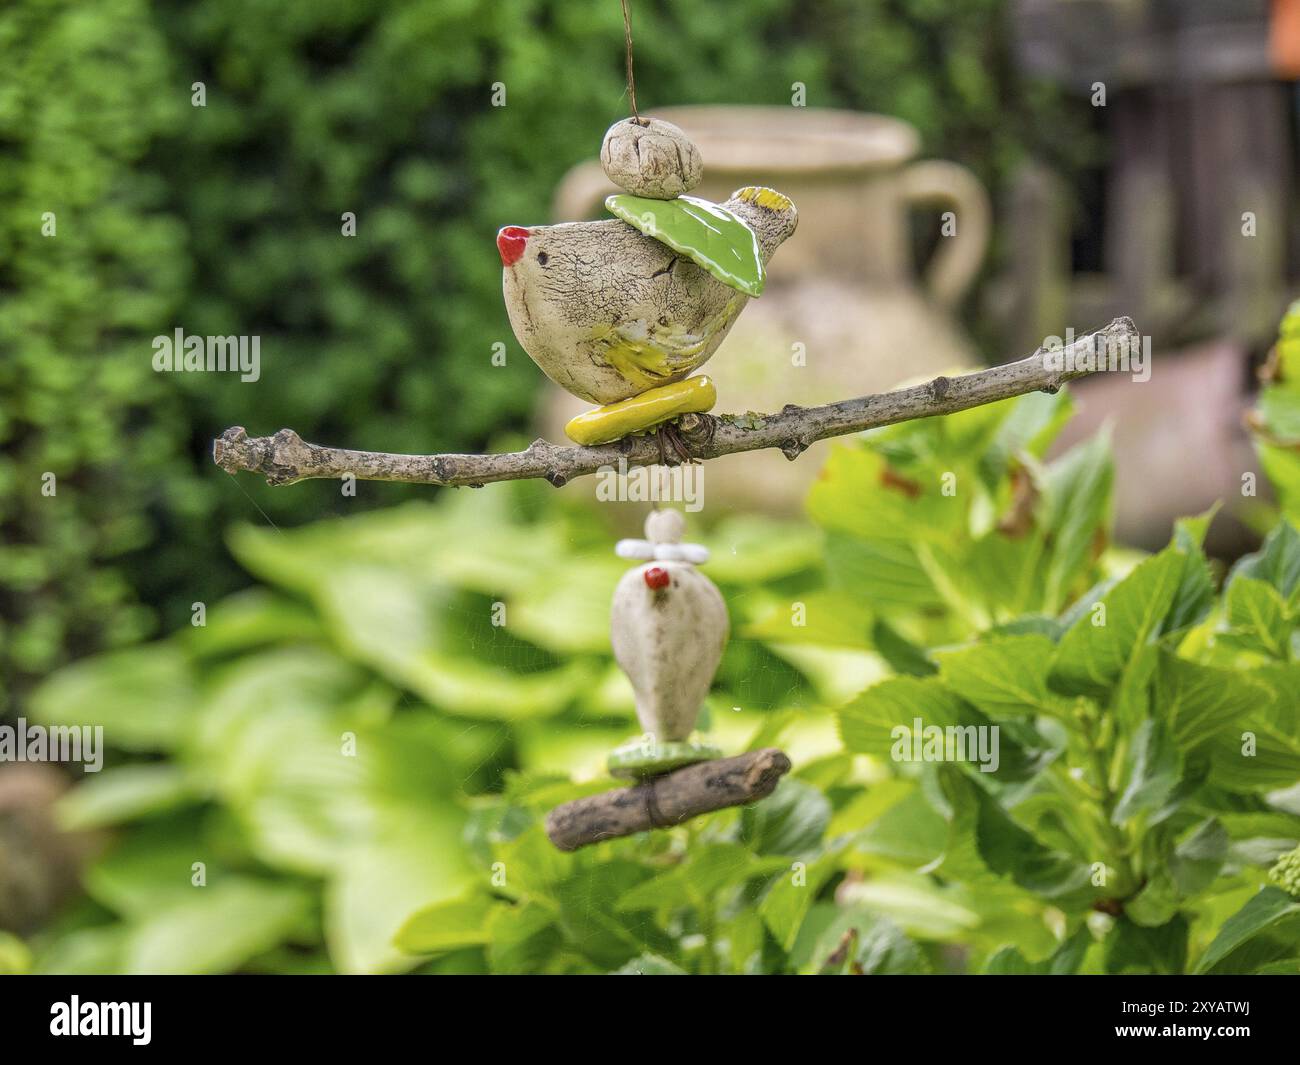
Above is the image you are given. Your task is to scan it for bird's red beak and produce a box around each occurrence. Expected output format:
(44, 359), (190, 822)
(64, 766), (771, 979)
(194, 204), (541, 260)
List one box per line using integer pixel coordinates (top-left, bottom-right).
(497, 226), (530, 267)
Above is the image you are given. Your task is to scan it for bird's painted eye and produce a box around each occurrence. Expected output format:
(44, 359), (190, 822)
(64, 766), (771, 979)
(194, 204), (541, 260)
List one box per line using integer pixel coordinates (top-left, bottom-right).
(536, 251), (549, 266)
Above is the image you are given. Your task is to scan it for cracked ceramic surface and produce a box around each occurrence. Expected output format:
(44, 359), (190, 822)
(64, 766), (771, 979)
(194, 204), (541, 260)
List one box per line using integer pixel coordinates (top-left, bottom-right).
(609, 514), (727, 743)
(499, 186), (797, 406)
(600, 116), (703, 199)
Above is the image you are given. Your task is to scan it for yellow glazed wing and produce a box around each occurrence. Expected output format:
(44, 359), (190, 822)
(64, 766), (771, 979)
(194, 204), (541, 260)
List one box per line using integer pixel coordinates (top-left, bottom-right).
(592, 295), (745, 392)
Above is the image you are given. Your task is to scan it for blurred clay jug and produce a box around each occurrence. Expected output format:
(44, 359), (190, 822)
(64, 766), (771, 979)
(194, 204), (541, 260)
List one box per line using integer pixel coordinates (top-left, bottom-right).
(548, 106), (990, 512)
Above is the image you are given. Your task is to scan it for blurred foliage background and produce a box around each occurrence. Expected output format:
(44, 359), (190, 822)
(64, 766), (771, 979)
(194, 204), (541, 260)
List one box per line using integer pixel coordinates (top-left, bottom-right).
(0, 0), (1089, 707)
(13, 379), (1300, 974)
(9, 0), (1298, 977)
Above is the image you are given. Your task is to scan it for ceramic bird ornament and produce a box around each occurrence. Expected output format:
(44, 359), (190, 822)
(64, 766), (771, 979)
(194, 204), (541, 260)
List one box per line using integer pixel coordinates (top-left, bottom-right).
(499, 117), (798, 448)
(606, 509), (728, 778)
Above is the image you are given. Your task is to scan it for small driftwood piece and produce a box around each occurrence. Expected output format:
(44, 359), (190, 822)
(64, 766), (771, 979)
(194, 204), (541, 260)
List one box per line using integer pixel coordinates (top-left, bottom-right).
(544, 747), (792, 851)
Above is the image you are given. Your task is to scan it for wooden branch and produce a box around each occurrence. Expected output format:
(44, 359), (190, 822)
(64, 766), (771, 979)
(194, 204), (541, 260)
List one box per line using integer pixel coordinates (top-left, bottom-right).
(544, 748), (792, 851)
(213, 317), (1138, 489)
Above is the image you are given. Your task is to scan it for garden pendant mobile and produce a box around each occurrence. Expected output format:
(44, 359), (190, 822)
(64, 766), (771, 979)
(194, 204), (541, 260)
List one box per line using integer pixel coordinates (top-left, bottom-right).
(501, 1), (796, 847)
(543, 507), (793, 851)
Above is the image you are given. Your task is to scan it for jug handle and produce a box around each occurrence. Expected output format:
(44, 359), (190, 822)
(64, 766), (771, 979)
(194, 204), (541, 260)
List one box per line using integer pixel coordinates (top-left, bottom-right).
(899, 159), (991, 311)
(552, 161), (617, 221)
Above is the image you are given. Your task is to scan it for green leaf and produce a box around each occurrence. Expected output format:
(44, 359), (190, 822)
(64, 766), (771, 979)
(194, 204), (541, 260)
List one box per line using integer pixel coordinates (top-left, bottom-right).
(393, 894), (495, 955)
(1162, 512), (1218, 635)
(1039, 433), (1113, 609)
(188, 648), (403, 875)
(822, 531), (941, 613)
(810, 909), (929, 975)
(847, 789), (950, 866)
(834, 872), (980, 938)
(492, 823), (574, 900)
(985, 614), (1066, 641)
(1260, 444), (1300, 524)
(1227, 520), (1300, 604)
(838, 676), (966, 760)
(0, 932), (32, 975)
(326, 809), (473, 974)
(122, 878), (312, 975)
(935, 635), (1071, 718)
(977, 388), (1075, 492)
(1259, 381), (1300, 439)
(971, 787), (1092, 902)
(317, 566), (591, 718)
(759, 843), (847, 951)
(1113, 720), (1182, 824)
(1253, 958), (1300, 974)
(1154, 651), (1268, 751)
(1169, 819), (1229, 897)
(870, 618), (937, 676)
(84, 813), (213, 918)
(553, 861), (670, 969)
(809, 446), (928, 540)
(1195, 887), (1300, 973)
(56, 766), (196, 830)
(1105, 914), (1188, 974)
(1172, 506), (1218, 549)
(982, 945), (1039, 974)
(33, 927), (128, 976)
(610, 954), (688, 975)
(184, 589), (325, 657)
(605, 193), (766, 296)
(617, 844), (785, 914)
(724, 909), (768, 974)
(954, 532), (1051, 622)
(1206, 662), (1300, 789)
(983, 926), (1091, 975)
(1049, 548), (1185, 699)
(1125, 869), (1181, 927)
(741, 779), (831, 857)
(486, 902), (561, 975)
(702, 515), (824, 585)
(1222, 577), (1292, 658)
(29, 645), (197, 751)
(743, 590), (873, 649)
(940, 769), (1092, 905)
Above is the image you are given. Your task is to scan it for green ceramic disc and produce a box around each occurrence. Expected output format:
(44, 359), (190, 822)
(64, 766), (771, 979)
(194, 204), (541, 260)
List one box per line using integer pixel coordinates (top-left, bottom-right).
(605, 193), (765, 297)
(607, 739), (722, 780)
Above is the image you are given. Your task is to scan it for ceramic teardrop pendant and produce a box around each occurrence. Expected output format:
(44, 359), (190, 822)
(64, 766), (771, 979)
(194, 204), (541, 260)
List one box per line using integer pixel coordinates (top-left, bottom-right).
(607, 510), (728, 778)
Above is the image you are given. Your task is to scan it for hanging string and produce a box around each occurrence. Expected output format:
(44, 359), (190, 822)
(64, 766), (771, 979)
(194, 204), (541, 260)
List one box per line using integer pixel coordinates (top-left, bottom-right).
(621, 0), (638, 119)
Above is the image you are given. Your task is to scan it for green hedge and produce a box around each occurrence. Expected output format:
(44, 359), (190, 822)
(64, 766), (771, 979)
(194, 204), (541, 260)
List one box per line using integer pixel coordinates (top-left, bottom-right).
(1, 0), (1088, 705)
(0, 0), (189, 696)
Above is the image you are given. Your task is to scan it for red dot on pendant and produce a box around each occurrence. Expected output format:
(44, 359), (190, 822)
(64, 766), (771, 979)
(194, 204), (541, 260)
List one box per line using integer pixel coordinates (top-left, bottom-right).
(644, 566), (670, 590)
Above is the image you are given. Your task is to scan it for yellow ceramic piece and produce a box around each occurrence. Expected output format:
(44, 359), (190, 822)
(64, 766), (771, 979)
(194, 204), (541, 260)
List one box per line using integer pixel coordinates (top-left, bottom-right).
(592, 295), (745, 392)
(565, 376), (717, 446)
